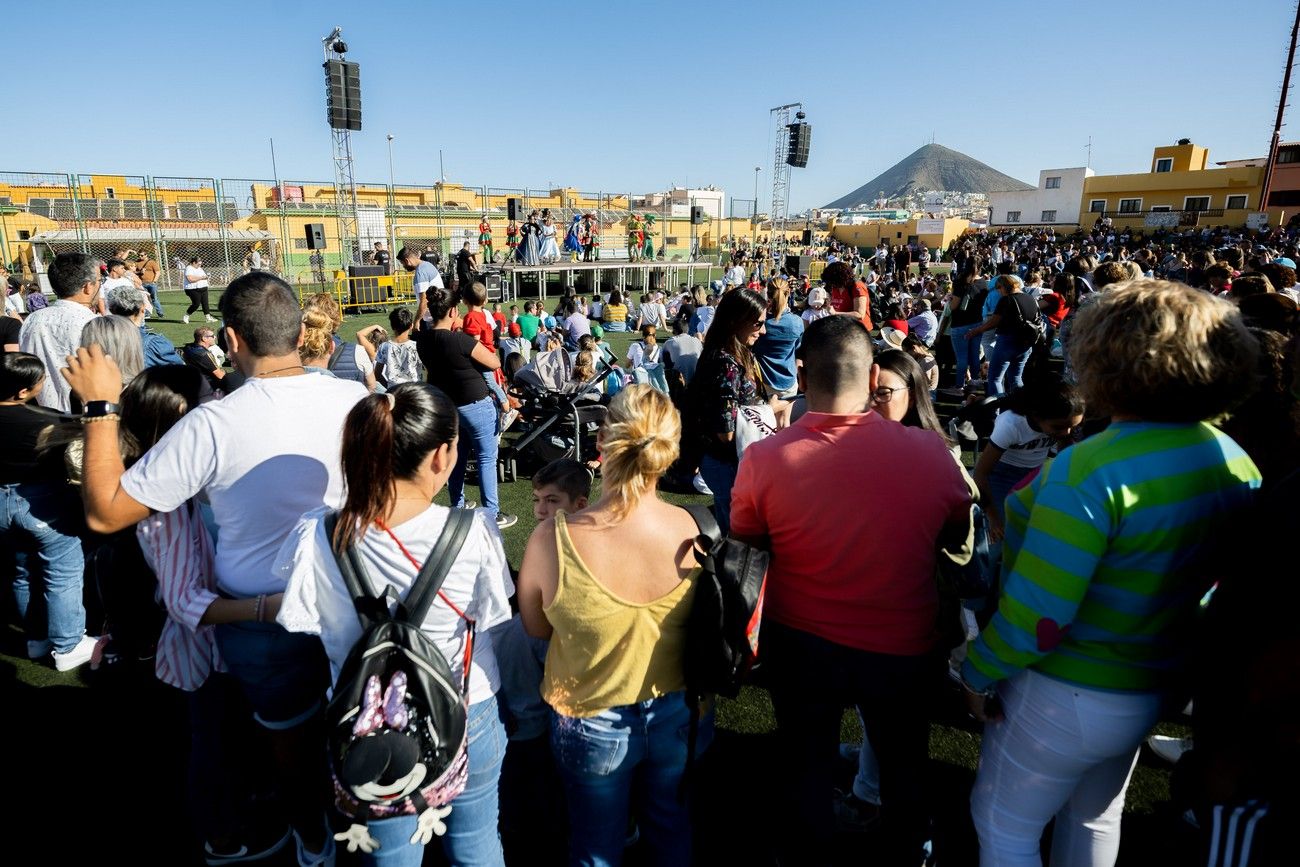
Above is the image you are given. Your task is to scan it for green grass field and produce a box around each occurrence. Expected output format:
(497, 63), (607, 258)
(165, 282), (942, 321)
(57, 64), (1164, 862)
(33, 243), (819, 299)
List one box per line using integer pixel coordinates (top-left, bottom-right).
(0, 287), (1191, 864)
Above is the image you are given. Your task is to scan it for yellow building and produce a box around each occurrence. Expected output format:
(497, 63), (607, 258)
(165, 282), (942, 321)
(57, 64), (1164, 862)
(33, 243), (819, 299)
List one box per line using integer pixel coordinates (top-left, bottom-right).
(1079, 142), (1262, 231)
(828, 216), (970, 253)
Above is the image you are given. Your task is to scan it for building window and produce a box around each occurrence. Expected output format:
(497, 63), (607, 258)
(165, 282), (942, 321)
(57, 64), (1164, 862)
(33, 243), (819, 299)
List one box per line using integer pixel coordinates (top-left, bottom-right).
(1006, 210), (1021, 223)
(1040, 210), (1057, 222)
(1226, 194), (1248, 210)
(18, 230), (30, 240)
(1278, 146), (1300, 164)
(1184, 196), (1211, 212)
(1089, 199), (1107, 213)
(1118, 198), (1142, 214)
(1150, 205), (1172, 212)
(104, 187), (116, 199)
(294, 238), (310, 249)
(1044, 176), (1061, 189)
(1155, 157), (1174, 173)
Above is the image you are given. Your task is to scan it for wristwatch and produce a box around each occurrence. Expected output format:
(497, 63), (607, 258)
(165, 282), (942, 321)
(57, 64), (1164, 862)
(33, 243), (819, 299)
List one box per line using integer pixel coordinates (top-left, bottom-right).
(82, 400), (121, 418)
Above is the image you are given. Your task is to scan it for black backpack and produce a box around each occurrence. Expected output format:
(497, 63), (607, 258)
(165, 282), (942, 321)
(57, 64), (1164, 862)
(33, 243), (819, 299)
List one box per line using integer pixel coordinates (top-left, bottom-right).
(677, 504), (769, 790)
(321, 510), (476, 853)
(680, 503), (769, 699)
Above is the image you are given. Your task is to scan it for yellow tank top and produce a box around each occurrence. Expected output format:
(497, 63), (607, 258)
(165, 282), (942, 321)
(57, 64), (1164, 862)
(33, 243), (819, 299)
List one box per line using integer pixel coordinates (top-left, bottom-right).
(541, 511), (697, 718)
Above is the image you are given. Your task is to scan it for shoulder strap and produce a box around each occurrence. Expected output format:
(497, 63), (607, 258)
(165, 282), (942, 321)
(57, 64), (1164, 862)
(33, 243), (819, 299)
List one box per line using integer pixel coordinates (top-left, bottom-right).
(403, 509), (476, 626)
(678, 503), (723, 569)
(323, 511), (388, 630)
(327, 342), (348, 371)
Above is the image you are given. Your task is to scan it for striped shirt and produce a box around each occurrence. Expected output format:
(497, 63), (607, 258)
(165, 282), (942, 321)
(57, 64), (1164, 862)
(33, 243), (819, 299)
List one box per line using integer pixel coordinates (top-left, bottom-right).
(136, 501), (225, 691)
(963, 421), (1259, 693)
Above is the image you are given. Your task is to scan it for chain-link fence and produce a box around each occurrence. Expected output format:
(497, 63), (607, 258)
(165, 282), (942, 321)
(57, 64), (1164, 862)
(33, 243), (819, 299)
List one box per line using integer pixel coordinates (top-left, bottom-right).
(0, 170), (758, 304)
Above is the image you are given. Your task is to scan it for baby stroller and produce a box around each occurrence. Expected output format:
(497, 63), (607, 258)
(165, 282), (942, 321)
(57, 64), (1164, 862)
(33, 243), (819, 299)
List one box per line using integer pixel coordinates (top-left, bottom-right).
(501, 349), (611, 481)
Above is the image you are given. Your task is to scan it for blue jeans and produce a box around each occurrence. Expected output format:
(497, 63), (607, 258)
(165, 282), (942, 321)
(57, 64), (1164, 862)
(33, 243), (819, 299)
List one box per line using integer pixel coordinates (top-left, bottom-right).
(948, 323), (982, 388)
(143, 282), (164, 317)
(698, 453), (738, 535)
(214, 621), (330, 729)
(364, 697), (507, 867)
(448, 395), (500, 517)
(987, 337), (1031, 397)
(551, 691), (714, 867)
(1, 482), (86, 652)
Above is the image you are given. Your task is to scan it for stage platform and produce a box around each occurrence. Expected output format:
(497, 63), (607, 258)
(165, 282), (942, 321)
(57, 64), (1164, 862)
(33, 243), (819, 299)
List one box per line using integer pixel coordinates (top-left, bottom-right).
(490, 257), (721, 301)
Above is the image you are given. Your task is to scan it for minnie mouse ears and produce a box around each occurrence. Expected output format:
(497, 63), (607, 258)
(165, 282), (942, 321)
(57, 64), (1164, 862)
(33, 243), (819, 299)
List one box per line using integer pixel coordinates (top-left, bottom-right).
(341, 730), (420, 788)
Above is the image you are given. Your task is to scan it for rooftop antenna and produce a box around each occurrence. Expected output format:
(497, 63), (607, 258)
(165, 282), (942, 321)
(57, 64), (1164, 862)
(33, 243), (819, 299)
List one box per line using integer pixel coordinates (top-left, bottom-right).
(1086, 136), (1093, 169)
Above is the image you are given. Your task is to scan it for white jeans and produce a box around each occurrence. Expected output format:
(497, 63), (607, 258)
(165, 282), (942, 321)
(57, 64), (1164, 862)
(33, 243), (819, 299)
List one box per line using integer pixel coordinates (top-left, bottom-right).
(971, 670), (1161, 867)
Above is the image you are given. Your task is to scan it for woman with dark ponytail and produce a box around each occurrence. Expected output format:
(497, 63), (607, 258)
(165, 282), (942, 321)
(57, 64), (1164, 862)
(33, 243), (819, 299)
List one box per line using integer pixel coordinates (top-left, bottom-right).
(276, 382), (514, 867)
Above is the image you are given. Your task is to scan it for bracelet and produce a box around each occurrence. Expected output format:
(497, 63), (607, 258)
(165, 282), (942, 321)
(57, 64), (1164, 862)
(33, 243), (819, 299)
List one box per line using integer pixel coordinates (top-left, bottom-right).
(80, 413), (121, 424)
(254, 594), (265, 623)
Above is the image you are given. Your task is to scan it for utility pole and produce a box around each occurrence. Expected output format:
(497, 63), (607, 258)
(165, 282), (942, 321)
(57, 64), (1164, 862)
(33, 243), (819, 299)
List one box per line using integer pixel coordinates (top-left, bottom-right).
(1261, 1), (1300, 222)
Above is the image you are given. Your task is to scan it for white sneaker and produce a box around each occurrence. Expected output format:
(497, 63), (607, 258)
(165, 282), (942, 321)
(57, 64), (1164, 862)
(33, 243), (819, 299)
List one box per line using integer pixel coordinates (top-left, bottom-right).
(182, 314), (190, 324)
(52, 635), (99, 672)
(1147, 734), (1192, 764)
(205, 314), (217, 322)
(26, 639), (52, 659)
(692, 473), (713, 495)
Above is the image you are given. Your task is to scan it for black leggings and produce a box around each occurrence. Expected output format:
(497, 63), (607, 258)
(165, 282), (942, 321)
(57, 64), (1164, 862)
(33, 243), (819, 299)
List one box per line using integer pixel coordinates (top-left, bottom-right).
(186, 288), (211, 316)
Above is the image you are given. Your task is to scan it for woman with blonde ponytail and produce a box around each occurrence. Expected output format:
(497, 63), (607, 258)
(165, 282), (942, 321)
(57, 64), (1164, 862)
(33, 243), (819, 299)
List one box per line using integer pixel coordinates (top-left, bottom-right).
(517, 384), (712, 866)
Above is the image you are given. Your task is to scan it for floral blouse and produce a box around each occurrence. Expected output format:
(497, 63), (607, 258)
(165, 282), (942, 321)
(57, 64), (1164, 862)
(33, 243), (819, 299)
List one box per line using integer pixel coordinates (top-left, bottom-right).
(694, 348), (762, 465)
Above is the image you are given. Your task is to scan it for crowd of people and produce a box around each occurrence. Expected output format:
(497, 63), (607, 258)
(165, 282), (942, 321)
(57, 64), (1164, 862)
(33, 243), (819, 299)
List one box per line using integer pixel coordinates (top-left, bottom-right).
(3, 213), (1299, 866)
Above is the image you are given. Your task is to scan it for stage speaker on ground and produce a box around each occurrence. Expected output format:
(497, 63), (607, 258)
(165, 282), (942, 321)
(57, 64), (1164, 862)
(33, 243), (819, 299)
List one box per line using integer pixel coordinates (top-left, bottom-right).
(690, 205), (704, 224)
(786, 122), (812, 168)
(785, 254), (811, 275)
(305, 223), (326, 249)
(801, 228), (813, 245)
(347, 264), (385, 305)
(507, 198), (521, 221)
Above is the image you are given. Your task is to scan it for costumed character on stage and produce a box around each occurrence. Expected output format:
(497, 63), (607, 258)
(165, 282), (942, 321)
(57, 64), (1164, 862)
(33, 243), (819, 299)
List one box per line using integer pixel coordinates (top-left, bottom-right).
(538, 215), (560, 263)
(519, 211), (541, 266)
(627, 214), (643, 262)
(478, 217), (494, 264)
(641, 214), (657, 261)
(506, 219), (520, 259)
(563, 214), (584, 262)
(582, 213), (597, 262)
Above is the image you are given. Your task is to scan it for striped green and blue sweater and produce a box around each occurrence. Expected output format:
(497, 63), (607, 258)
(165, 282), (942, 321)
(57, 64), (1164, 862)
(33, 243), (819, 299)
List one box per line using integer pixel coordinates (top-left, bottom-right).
(963, 421), (1260, 693)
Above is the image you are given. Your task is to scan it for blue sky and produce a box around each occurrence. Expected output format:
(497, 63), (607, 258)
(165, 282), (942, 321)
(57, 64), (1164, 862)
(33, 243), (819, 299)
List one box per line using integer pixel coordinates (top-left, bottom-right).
(8, 0), (1292, 210)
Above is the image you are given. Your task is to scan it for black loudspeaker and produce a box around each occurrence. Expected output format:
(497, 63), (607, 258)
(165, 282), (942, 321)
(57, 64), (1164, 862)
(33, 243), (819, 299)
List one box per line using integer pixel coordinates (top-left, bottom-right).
(483, 270), (503, 302)
(785, 254), (811, 275)
(786, 122), (812, 168)
(690, 205), (704, 225)
(801, 228), (813, 245)
(323, 60), (362, 130)
(507, 198), (521, 221)
(348, 265), (385, 305)
(305, 223), (326, 249)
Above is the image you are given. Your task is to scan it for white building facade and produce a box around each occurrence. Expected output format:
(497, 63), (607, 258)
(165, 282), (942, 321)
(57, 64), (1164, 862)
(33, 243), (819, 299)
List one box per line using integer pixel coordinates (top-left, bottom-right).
(988, 167), (1093, 228)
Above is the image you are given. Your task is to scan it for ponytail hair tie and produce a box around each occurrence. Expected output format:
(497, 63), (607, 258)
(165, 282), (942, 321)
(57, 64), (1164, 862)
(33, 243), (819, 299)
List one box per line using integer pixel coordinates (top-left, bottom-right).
(386, 392), (396, 410)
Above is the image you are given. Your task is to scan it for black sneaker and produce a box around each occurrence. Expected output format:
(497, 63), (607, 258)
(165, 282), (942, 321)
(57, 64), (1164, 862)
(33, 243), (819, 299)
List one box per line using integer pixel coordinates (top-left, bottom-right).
(496, 513), (519, 530)
(832, 789), (881, 834)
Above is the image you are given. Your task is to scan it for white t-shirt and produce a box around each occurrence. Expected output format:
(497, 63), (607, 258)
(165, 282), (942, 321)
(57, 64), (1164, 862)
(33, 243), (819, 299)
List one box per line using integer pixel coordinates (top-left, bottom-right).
(639, 302), (668, 330)
(4, 292), (25, 316)
(989, 410), (1055, 469)
(626, 340), (662, 369)
(121, 374), (369, 597)
(276, 504), (514, 705)
(184, 265), (209, 289)
(662, 334), (703, 382)
(101, 276), (136, 295)
(375, 339), (422, 385)
(724, 265), (746, 287)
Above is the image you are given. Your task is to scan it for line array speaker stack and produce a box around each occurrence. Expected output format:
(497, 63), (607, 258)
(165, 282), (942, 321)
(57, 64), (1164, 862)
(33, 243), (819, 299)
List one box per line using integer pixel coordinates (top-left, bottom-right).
(324, 59), (362, 130)
(786, 122), (812, 168)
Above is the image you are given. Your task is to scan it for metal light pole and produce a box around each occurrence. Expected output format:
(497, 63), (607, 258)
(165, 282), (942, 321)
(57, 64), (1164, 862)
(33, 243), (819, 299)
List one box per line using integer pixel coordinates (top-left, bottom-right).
(753, 167), (761, 228)
(386, 133), (396, 259)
